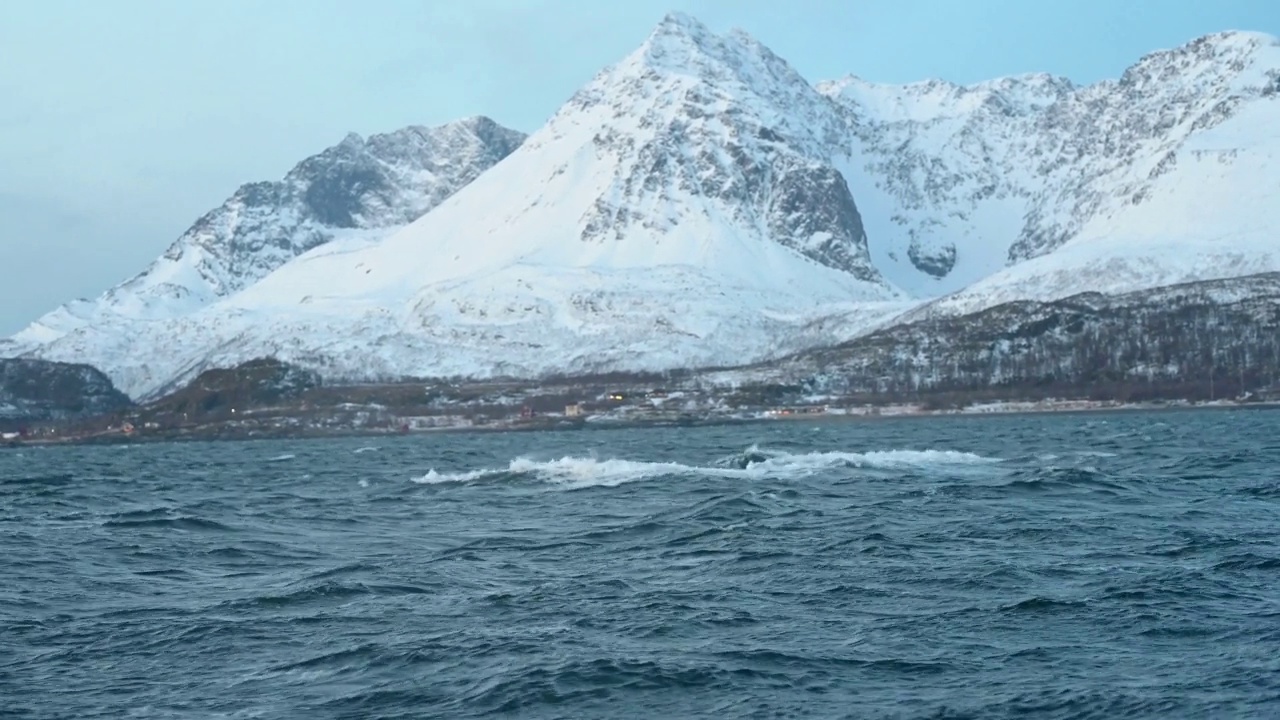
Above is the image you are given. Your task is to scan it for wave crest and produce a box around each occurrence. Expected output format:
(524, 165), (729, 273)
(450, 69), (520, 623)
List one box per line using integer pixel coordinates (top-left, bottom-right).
(413, 445), (999, 489)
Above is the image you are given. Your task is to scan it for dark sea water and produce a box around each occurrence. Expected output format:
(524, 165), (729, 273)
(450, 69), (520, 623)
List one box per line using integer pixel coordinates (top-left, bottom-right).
(3, 409), (1280, 719)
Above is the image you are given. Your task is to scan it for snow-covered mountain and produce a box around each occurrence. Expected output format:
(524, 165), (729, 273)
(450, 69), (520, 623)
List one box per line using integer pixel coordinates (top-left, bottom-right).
(6, 13), (911, 399)
(823, 29), (1280, 304)
(6, 12), (1280, 400)
(7, 116), (526, 348)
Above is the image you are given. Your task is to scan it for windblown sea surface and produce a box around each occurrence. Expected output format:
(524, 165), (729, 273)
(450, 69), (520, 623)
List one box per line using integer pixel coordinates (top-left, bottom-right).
(3, 410), (1280, 718)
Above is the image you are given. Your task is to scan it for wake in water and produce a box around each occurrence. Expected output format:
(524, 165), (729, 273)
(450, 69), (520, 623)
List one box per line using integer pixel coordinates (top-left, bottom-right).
(413, 445), (1001, 489)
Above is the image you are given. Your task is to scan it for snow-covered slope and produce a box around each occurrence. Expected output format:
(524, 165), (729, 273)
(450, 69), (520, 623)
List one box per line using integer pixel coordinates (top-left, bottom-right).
(7, 13), (1280, 399)
(914, 33), (1280, 316)
(11, 13), (910, 399)
(821, 30), (1280, 302)
(7, 116), (526, 348)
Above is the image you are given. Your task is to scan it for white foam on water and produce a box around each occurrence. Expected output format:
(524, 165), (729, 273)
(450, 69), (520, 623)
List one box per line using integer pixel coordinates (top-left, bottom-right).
(414, 467), (498, 485)
(267, 454), (296, 463)
(411, 446), (1000, 490)
(353, 447), (380, 454)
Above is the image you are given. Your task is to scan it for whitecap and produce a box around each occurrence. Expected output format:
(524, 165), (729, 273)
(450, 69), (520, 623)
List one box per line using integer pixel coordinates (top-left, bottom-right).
(413, 467), (499, 485)
(412, 446), (1000, 490)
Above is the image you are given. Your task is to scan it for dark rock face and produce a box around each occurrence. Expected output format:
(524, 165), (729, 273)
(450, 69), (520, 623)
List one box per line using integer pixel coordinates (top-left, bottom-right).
(580, 116), (886, 286)
(908, 242), (958, 278)
(571, 17), (889, 289)
(299, 146), (389, 228)
(0, 359), (132, 423)
(767, 162), (878, 282)
(138, 117), (528, 300)
(142, 358), (321, 419)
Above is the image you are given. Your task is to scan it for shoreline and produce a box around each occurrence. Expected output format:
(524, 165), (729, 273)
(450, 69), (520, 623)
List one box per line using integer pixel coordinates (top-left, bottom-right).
(5, 398), (1277, 450)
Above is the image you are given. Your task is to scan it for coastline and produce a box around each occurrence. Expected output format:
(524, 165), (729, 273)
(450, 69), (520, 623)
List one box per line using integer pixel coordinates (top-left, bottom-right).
(6, 398), (1277, 450)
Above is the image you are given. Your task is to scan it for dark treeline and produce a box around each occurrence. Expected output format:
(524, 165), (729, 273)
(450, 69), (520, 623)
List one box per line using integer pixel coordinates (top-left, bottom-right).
(767, 273), (1280, 406)
(0, 358), (132, 430)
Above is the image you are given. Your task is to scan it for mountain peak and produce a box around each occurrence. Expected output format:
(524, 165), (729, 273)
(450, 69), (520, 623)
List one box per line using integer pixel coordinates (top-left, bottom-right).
(1199, 29), (1279, 49)
(453, 114), (507, 131)
(523, 12), (874, 280)
(5, 116), (528, 357)
(556, 12), (834, 151)
(632, 12), (724, 71)
(1119, 28), (1280, 90)
(628, 11), (794, 81)
(650, 11), (712, 40)
(643, 12), (781, 58)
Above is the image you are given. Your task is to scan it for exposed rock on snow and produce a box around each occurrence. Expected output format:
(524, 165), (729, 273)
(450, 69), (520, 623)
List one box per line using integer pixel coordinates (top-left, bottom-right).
(9, 117), (525, 348)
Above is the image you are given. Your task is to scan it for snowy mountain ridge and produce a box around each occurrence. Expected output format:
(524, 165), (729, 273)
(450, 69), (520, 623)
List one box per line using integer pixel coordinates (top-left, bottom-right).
(6, 13), (1280, 400)
(821, 28), (1280, 301)
(8, 116), (526, 348)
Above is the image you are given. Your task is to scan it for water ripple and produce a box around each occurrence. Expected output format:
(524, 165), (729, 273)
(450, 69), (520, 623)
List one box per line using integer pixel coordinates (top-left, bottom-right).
(3, 410), (1280, 718)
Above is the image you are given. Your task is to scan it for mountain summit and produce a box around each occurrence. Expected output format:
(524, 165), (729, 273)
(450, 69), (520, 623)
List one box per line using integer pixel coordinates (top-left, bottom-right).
(10, 117), (526, 349)
(7, 16), (1280, 399)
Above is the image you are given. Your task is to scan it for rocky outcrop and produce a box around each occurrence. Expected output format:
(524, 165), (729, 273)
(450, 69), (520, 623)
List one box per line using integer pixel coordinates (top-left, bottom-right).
(572, 12), (887, 286)
(908, 242), (957, 278)
(0, 359), (132, 424)
(159, 116), (526, 299)
(139, 357), (320, 420)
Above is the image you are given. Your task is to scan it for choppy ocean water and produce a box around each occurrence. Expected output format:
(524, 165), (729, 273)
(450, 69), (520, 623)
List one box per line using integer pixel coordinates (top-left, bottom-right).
(3, 409), (1279, 718)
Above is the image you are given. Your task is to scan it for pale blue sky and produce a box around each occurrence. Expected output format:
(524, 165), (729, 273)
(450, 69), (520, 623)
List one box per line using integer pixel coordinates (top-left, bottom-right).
(1, 0), (1277, 335)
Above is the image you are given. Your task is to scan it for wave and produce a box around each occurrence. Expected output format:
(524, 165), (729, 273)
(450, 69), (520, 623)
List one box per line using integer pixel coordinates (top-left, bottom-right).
(999, 596), (1089, 613)
(1213, 553), (1280, 571)
(998, 466), (1128, 493)
(223, 580), (374, 611)
(223, 579), (438, 613)
(2, 473), (75, 487)
(102, 515), (234, 532)
(413, 445), (1000, 489)
(1239, 482), (1280, 498)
